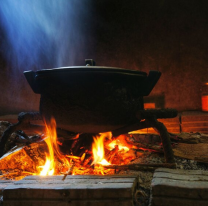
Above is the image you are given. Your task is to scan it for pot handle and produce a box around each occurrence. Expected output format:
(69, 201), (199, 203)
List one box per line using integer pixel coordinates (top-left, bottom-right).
(142, 70), (161, 96)
(24, 71), (41, 94)
(85, 59), (95, 66)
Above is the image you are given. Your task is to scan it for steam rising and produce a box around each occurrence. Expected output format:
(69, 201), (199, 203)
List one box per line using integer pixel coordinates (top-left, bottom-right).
(0, 0), (90, 71)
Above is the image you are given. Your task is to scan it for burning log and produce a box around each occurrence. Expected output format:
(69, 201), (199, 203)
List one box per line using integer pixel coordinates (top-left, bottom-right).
(106, 145), (119, 163)
(0, 146), (36, 180)
(0, 146), (36, 172)
(0, 112), (79, 157)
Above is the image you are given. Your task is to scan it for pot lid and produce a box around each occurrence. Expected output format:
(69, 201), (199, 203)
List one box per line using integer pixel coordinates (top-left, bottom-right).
(24, 59), (161, 95)
(34, 59), (147, 76)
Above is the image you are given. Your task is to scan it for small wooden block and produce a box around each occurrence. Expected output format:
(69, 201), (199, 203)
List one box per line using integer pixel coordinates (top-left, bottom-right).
(150, 168), (208, 206)
(3, 175), (138, 206)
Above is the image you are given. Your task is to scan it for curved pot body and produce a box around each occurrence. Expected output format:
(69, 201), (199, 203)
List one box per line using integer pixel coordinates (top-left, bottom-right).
(24, 64), (161, 133)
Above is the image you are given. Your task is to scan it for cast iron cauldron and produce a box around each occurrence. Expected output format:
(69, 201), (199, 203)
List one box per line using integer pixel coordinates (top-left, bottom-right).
(24, 60), (161, 133)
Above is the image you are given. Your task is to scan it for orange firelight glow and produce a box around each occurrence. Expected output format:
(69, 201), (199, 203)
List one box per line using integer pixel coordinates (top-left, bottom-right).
(39, 118), (70, 176)
(106, 134), (135, 152)
(108, 140), (130, 152)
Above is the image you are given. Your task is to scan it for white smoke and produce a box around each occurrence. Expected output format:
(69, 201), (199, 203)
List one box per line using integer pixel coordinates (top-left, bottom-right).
(0, 0), (91, 71)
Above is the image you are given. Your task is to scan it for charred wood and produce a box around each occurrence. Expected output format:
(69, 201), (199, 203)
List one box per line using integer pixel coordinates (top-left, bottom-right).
(104, 163), (176, 171)
(0, 112), (79, 157)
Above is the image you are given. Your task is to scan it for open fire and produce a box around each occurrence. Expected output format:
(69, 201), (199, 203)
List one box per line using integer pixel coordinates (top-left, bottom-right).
(0, 117), (139, 180)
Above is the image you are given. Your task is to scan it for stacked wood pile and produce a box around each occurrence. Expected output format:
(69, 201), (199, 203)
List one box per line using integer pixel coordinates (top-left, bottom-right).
(150, 168), (208, 206)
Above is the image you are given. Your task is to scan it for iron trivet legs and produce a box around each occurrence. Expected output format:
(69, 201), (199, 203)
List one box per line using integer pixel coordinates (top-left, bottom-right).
(112, 108), (177, 164)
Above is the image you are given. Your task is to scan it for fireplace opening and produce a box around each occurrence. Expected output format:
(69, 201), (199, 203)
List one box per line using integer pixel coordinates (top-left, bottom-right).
(1, 1), (208, 205)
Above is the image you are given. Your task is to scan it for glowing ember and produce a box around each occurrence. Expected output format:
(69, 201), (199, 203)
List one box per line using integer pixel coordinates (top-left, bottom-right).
(92, 132), (111, 166)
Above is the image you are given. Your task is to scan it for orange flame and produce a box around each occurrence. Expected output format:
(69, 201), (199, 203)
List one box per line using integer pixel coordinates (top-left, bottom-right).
(39, 117), (70, 176)
(92, 132), (111, 166)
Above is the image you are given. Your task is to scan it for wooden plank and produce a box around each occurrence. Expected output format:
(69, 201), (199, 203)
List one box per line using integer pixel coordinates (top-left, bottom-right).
(3, 175), (138, 205)
(152, 177), (208, 197)
(22, 175), (137, 180)
(4, 183), (135, 199)
(0, 180), (14, 195)
(154, 168), (208, 176)
(16, 177), (136, 185)
(154, 172), (208, 181)
(150, 168), (208, 206)
(152, 196), (208, 206)
(4, 199), (132, 206)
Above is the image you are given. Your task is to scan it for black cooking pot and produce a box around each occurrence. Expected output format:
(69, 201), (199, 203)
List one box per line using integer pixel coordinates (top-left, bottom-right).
(24, 60), (161, 133)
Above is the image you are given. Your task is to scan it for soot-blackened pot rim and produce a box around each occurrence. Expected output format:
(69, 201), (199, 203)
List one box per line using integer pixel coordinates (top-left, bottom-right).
(24, 64), (161, 96)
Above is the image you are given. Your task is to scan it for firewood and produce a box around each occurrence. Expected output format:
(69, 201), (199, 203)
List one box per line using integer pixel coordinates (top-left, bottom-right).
(83, 155), (93, 166)
(133, 142), (163, 153)
(104, 163), (176, 171)
(173, 143), (208, 163)
(3, 175), (138, 206)
(174, 132), (208, 144)
(107, 145), (119, 163)
(0, 146), (36, 173)
(150, 168), (208, 206)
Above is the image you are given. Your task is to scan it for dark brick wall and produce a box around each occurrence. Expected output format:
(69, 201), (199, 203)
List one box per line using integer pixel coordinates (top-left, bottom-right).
(0, 0), (208, 114)
(93, 0), (208, 111)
